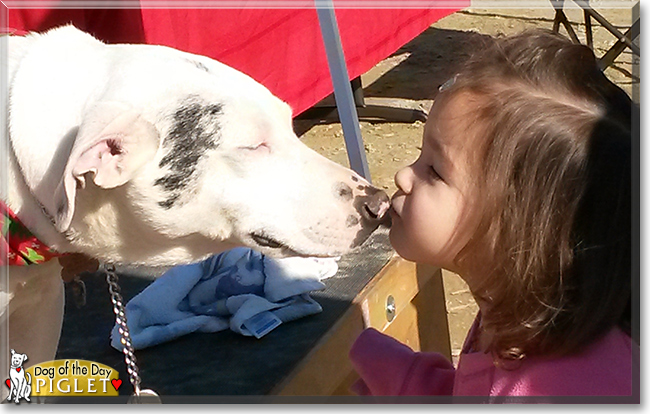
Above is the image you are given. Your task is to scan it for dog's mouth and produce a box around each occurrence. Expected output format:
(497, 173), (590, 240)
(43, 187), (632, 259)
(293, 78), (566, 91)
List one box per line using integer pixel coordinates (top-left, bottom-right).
(250, 232), (285, 250)
(250, 231), (306, 257)
(249, 231), (335, 258)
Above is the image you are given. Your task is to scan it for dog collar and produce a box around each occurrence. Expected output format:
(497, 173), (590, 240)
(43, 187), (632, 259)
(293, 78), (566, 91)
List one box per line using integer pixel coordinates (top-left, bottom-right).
(0, 200), (61, 266)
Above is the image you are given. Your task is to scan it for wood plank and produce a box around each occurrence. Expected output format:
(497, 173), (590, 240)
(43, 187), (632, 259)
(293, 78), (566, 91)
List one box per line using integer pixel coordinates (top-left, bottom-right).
(272, 257), (451, 396)
(414, 265), (452, 359)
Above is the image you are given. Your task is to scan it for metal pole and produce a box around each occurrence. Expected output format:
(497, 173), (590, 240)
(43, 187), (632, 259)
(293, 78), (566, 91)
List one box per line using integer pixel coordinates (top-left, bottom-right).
(315, 0), (372, 181)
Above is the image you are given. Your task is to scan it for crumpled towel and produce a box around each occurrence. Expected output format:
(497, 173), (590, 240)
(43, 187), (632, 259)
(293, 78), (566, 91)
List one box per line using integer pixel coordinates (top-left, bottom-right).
(110, 248), (338, 351)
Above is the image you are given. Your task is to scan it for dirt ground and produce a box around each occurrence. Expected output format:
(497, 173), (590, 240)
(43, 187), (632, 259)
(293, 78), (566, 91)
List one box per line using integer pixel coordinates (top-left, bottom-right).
(295, 5), (639, 364)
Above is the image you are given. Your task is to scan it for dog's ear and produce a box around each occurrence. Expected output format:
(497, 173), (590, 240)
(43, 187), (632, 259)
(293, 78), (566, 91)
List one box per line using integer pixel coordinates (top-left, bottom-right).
(52, 102), (160, 232)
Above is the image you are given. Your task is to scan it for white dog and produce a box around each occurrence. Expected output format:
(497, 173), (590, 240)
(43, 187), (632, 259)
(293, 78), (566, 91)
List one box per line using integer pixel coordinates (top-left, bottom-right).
(7, 349), (31, 403)
(1, 26), (389, 388)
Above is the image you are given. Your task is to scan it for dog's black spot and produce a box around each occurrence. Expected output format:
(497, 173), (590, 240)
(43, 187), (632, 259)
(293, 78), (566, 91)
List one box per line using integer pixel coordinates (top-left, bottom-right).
(158, 194), (180, 209)
(335, 182), (353, 201)
(155, 171), (196, 193)
(155, 97), (223, 208)
(188, 59), (210, 73)
(351, 176), (359, 182)
(357, 185), (365, 190)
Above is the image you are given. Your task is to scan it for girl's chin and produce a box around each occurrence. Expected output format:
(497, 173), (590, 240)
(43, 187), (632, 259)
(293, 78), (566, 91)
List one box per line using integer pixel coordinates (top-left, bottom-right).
(388, 206), (400, 221)
(388, 229), (453, 270)
(388, 226), (412, 261)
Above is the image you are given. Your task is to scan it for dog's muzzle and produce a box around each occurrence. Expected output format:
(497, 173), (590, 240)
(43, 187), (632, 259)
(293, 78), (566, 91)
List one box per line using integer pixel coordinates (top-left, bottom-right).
(355, 187), (391, 226)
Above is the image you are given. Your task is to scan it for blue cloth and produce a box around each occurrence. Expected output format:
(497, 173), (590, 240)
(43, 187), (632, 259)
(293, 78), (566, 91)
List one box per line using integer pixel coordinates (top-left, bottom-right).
(111, 248), (338, 351)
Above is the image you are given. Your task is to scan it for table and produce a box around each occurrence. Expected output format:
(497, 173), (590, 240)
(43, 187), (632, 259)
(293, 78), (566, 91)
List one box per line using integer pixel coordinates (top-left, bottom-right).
(53, 228), (451, 401)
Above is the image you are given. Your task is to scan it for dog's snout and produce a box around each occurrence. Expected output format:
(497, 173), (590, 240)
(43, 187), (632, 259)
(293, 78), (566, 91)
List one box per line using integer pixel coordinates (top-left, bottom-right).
(364, 189), (390, 220)
(355, 186), (390, 223)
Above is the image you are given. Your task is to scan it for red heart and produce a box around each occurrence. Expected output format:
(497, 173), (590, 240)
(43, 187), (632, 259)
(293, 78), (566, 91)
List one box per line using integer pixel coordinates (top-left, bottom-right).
(4, 379), (10, 388)
(16, 368), (21, 372)
(111, 379), (122, 391)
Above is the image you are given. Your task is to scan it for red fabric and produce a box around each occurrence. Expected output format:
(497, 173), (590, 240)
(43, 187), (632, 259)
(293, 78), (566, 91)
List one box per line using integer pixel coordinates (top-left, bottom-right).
(0, 201), (61, 266)
(3, 8), (145, 42)
(4, 5), (464, 115)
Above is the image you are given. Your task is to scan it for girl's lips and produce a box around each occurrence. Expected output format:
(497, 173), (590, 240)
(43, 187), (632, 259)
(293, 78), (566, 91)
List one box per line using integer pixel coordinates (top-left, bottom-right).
(389, 193), (403, 219)
(388, 205), (400, 220)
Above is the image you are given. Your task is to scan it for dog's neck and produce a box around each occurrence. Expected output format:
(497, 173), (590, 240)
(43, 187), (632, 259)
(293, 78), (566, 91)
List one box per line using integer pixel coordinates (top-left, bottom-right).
(6, 32), (37, 82)
(8, 27), (107, 196)
(2, 32), (76, 253)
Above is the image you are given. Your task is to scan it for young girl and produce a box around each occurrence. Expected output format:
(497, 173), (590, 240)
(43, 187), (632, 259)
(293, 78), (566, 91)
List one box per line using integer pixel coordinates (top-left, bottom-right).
(349, 29), (635, 398)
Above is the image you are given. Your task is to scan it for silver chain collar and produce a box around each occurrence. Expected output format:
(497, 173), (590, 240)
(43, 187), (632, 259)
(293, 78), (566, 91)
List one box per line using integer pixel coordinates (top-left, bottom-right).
(104, 263), (161, 404)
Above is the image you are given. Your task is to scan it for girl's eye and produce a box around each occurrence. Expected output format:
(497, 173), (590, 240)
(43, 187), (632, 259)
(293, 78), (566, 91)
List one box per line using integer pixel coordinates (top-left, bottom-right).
(429, 165), (443, 181)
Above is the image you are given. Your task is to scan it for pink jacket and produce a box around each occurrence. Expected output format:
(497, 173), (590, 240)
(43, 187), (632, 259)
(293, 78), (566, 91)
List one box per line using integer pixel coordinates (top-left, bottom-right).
(349, 323), (637, 399)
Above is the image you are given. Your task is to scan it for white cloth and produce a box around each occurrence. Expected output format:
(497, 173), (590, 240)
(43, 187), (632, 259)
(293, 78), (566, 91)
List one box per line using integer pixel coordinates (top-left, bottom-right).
(110, 248), (338, 351)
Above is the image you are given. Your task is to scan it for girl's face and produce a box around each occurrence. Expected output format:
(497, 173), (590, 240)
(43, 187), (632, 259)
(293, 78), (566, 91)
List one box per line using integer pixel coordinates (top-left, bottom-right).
(389, 92), (480, 272)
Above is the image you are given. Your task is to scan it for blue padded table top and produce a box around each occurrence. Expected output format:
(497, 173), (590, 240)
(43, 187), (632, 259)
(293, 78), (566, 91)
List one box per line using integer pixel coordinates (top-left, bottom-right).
(53, 227), (394, 403)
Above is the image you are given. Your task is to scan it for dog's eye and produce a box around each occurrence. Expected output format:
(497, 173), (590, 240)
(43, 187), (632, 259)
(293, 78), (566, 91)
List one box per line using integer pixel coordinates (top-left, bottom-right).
(239, 142), (270, 152)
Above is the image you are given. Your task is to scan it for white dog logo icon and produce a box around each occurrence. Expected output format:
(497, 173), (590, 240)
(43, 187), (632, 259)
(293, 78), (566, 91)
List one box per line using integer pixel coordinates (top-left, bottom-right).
(6, 349), (31, 404)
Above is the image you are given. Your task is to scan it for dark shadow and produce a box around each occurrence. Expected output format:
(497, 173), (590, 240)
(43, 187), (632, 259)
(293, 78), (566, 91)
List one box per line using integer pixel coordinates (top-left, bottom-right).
(8, 9), (146, 44)
(294, 27), (492, 137)
(363, 27), (492, 101)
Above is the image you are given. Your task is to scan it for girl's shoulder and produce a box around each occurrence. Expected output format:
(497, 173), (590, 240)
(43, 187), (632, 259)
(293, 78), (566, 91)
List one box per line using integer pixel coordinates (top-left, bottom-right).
(490, 327), (635, 397)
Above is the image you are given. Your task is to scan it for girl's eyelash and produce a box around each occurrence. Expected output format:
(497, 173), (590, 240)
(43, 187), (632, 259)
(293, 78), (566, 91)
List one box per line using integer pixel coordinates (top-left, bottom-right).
(429, 165), (442, 181)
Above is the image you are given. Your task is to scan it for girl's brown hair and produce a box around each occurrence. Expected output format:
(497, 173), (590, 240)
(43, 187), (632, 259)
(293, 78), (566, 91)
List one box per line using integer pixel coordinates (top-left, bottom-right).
(446, 29), (633, 360)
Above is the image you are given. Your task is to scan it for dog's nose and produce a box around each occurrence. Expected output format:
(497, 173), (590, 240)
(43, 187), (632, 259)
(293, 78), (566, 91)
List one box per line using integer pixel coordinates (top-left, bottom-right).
(357, 187), (390, 223)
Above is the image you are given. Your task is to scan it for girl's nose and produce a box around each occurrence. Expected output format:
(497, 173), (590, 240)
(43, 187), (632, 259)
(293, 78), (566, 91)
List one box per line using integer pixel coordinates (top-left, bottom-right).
(394, 166), (414, 194)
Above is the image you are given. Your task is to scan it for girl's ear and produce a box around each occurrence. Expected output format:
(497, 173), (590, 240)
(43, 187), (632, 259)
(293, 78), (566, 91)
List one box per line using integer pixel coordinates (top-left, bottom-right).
(51, 102), (160, 232)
